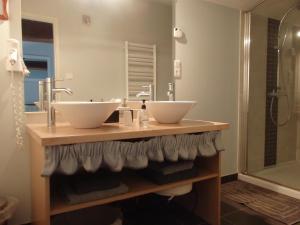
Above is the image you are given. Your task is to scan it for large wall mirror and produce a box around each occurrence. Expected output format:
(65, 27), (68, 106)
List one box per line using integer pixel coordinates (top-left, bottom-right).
(21, 0), (173, 112)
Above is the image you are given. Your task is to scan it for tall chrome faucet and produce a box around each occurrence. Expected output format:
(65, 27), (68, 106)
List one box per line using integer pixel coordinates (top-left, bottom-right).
(136, 84), (154, 101)
(44, 78), (73, 127)
(167, 82), (175, 101)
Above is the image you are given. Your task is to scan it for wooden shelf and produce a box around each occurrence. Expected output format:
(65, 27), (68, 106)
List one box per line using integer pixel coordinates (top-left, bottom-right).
(50, 169), (218, 216)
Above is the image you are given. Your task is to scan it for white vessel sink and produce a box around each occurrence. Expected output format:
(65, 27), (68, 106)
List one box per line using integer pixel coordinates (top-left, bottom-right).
(146, 101), (196, 124)
(52, 101), (120, 128)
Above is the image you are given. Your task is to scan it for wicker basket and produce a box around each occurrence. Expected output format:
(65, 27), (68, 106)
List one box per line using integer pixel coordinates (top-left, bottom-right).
(0, 197), (18, 225)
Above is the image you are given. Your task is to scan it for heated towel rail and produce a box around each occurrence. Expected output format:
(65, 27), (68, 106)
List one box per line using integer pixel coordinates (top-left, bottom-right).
(125, 41), (156, 100)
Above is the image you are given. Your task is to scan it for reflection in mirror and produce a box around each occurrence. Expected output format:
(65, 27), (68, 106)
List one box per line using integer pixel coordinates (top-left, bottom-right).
(22, 0), (173, 112)
(22, 19), (55, 112)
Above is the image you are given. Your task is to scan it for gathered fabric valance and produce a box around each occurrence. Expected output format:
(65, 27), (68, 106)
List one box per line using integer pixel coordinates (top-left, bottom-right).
(42, 131), (224, 176)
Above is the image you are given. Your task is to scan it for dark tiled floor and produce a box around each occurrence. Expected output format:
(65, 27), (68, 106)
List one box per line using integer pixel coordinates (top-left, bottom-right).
(221, 200), (300, 225)
(221, 203), (270, 225)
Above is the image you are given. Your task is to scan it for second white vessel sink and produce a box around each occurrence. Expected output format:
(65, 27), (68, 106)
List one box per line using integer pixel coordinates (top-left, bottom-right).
(52, 101), (120, 128)
(146, 101), (196, 124)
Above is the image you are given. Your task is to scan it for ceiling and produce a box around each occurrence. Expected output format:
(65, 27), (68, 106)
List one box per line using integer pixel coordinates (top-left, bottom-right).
(149, 0), (300, 17)
(250, 0), (299, 19)
(204, 0), (264, 11)
(146, 0), (173, 5)
(205, 0), (300, 20)
(149, 0), (266, 11)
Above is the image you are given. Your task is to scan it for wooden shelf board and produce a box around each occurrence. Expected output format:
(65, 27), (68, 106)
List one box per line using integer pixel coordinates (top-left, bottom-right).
(50, 169), (218, 216)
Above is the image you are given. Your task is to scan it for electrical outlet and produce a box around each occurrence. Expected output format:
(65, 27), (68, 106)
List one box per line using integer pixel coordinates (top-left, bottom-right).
(174, 59), (181, 79)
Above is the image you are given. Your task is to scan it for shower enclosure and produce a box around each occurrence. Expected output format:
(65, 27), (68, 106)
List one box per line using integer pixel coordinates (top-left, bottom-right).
(242, 0), (300, 192)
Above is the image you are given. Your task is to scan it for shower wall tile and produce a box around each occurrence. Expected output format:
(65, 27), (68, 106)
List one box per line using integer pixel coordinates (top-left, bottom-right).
(247, 14), (268, 173)
(277, 114), (297, 163)
(264, 18), (279, 167)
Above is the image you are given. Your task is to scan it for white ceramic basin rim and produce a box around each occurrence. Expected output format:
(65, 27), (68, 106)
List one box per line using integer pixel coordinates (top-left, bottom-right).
(52, 101), (120, 128)
(146, 101), (196, 124)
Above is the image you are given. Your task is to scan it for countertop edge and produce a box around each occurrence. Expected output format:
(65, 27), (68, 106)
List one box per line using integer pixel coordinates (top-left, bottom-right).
(27, 120), (229, 147)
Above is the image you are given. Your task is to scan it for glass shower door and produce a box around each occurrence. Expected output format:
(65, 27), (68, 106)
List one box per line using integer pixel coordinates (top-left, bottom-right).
(246, 0), (300, 191)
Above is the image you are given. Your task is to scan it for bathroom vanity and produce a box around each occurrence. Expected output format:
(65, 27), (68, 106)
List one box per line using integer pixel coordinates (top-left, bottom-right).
(27, 120), (229, 225)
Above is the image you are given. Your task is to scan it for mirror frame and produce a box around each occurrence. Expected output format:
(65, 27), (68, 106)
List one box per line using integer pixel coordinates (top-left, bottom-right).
(0, 0), (8, 20)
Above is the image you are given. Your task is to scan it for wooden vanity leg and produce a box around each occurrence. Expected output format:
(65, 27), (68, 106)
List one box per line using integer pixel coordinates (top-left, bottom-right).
(194, 177), (220, 225)
(194, 154), (221, 225)
(30, 137), (51, 225)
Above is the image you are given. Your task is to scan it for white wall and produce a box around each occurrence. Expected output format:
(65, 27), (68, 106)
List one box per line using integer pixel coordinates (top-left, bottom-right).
(22, 0), (173, 101)
(0, 1), (32, 224)
(174, 0), (240, 176)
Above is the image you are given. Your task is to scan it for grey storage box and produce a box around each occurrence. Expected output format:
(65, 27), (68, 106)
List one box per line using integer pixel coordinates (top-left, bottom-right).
(52, 205), (122, 225)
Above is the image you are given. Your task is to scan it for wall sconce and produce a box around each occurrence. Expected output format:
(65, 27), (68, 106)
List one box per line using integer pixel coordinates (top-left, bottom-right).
(0, 0), (8, 20)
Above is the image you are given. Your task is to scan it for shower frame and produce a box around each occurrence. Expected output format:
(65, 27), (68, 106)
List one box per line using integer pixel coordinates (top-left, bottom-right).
(239, 12), (251, 175)
(239, 10), (300, 198)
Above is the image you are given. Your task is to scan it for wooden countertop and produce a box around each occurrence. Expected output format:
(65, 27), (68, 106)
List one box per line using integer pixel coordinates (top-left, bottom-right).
(27, 120), (229, 146)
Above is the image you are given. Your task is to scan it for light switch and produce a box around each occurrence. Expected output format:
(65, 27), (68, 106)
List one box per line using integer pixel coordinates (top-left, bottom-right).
(174, 59), (181, 78)
(64, 73), (74, 80)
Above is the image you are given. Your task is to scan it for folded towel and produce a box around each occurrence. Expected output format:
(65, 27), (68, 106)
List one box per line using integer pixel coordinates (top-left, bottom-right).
(52, 205), (122, 225)
(66, 171), (121, 194)
(141, 167), (198, 185)
(147, 161), (194, 175)
(63, 183), (129, 205)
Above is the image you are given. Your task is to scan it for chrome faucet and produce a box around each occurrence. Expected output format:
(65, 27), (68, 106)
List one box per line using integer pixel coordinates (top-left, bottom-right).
(167, 82), (175, 101)
(45, 78), (73, 127)
(136, 84), (154, 101)
(38, 80), (46, 111)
